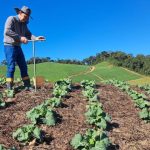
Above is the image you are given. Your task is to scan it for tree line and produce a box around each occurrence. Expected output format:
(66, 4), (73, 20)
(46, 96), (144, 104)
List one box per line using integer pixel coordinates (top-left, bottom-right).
(0, 57), (84, 65)
(1, 51), (150, 75)
(82, 51), (150, 75)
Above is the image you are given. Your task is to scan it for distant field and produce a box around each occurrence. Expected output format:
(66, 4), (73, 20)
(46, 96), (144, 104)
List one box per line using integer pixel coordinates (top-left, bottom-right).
(71, 73), (101, 83)
(72, 62), (143, 83)
(0, 62), (89, 82)
(0, 61), (150, 85)
(128, 77), (150, 85)
(92, 62), (142, 81)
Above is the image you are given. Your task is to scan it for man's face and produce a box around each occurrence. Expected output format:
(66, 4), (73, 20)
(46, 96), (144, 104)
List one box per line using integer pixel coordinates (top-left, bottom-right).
(18, 11), (29, 22)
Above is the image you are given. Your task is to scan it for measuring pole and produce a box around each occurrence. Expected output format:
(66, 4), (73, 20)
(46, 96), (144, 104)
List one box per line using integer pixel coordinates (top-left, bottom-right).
(28, 39), (45, 92)
(32, 40), (37, 92)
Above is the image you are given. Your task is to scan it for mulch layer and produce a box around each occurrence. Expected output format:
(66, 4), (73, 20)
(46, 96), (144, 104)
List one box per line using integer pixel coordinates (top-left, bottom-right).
(0, 83), (150, 150)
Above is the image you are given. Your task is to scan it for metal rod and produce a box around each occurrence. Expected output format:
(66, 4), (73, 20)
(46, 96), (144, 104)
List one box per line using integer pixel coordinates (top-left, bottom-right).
(32, 40), (36, 92)
(28, 39), (46, 42)
(29, 39), (45, 92)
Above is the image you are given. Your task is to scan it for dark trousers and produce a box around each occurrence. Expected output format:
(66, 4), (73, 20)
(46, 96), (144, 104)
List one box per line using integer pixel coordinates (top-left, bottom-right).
(4, 45), (29, 82)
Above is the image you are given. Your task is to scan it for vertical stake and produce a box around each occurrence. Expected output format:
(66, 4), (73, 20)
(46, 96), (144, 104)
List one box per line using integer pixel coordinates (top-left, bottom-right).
(33, 41), (36, 92)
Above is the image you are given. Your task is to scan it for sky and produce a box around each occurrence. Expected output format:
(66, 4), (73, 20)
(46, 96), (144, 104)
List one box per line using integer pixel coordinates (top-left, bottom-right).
(0, 0), (150, 62)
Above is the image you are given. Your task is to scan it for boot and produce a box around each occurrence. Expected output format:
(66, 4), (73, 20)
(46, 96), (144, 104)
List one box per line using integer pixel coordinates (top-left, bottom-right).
(5, 82), (15, 102)
(23, 79), (33, 91)
(6, 82), (13, 90)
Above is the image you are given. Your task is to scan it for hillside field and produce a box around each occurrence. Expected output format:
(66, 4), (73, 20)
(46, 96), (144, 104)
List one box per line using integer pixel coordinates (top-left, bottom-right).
(0, 62), (150, 85)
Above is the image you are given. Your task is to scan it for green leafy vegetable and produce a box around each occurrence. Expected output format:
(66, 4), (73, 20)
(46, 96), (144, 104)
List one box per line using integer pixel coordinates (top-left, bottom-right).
(70, 129), (111, 150)
(26, 104), (56, 126)
(13, 124), (42, 144)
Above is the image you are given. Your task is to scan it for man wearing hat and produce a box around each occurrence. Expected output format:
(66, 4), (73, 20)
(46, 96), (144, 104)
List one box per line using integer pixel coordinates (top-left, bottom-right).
(3, 6), (45, 91)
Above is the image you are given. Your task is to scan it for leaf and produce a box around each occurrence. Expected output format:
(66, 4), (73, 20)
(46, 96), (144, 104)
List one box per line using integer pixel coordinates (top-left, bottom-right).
(44, 110), (56, 126)
(102, 137), (110, 146)
(139, 108), (149, 119)
(89, 94), (98, 102)
(70, 134), (82, 149)
(13, 124), (42, 143)
(89, 138), (95, 145)
(5, 90), (14, 98)
(26, 104), (55, 125)
(99, 118), (107, 129)
(0, 100), (6, 107)
(45, 97), (61, 107)
(104, 114), (111, 122)
(0, 145), (6, 150)
(94, 141), (107, 150)
(33, 127), (41, 139)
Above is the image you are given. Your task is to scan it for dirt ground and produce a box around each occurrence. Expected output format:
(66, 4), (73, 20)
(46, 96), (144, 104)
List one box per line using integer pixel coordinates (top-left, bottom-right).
(0, 83), (150, 150)
(98, 84), (150, 150)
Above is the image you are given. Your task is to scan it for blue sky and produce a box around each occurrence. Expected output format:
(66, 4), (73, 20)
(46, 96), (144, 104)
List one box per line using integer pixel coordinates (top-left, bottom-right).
(0, 0), (150, 62)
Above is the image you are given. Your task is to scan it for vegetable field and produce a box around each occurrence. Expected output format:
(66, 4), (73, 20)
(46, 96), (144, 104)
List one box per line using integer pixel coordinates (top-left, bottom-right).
(0, 79), (150, 150)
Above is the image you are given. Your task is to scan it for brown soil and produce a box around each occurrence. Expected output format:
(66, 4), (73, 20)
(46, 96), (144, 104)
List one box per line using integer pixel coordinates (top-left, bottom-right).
(98, 84), (150, 150)
(0, 83), (150, 150)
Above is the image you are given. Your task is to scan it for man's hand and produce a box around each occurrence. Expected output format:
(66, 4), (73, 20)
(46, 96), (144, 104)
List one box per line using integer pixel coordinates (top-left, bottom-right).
(36, 36), (45, 41)
(20, 37), (28, 44)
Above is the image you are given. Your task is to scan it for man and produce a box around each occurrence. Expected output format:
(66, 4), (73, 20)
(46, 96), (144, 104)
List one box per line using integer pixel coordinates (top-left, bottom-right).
(3, 6), (45, 91)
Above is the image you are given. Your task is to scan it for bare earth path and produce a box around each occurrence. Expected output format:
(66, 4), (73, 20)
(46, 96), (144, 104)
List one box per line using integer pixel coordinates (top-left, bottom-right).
(68, 66), (96, 78)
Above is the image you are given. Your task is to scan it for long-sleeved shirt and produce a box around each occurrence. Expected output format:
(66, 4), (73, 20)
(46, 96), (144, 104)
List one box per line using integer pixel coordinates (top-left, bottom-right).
(3, 15), (36, 46)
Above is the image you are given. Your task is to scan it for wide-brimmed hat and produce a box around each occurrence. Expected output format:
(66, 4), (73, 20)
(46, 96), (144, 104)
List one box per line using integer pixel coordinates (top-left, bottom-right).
(14, 6), (32, 19)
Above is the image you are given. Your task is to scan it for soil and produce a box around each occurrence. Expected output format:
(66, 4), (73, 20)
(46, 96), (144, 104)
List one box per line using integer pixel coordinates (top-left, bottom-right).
(0, 83), (150, 150)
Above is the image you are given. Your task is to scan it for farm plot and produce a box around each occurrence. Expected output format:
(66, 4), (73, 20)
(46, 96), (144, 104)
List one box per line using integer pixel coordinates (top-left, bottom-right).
(0, 80), (150, 150)
(99, 83), (150, 149)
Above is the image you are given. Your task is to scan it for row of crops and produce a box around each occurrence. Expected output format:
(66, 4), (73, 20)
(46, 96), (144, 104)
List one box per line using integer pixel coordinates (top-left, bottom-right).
(106, 79), (150, 122)
(70, 80), (112, 150)
(0, 78), (113, 150)
(0, 78), (72, 149)
(0, 77), (15, 149)
(0, 77), (150, 149)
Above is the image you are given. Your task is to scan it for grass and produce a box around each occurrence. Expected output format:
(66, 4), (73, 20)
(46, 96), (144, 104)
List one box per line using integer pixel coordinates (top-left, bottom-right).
(71, 73), (102, 83)
(0, 62), (89, 82)
(92, 62), (142, 81)
(127, 77), (150, 85)
(0, 61), (149, 85)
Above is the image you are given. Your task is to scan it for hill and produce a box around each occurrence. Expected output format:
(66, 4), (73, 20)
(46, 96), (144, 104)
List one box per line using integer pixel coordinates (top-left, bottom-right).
(0, 62), (89, 82)
(0, 61), (150, 84)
